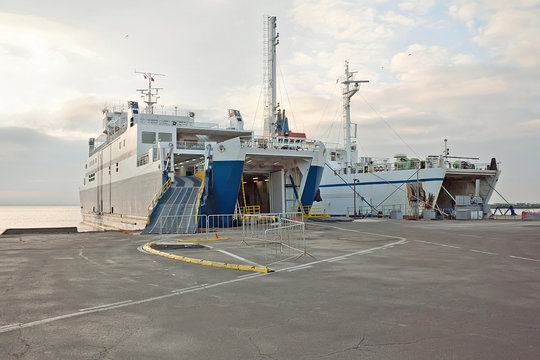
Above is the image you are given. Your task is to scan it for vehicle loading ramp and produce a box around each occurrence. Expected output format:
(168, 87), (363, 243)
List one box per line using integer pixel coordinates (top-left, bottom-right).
(143, 176), (202, 234)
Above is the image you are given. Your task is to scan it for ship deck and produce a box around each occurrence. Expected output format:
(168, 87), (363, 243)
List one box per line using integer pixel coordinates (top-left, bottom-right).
(1, 219), (539, 359)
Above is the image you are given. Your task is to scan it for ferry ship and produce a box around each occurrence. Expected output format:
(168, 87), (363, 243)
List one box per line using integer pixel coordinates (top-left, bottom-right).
(79, 16), (326, 232)
(317, 62), (501, 219)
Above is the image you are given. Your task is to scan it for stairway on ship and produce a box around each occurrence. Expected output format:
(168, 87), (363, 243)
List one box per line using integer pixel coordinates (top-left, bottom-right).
(143, 175), (202, 234)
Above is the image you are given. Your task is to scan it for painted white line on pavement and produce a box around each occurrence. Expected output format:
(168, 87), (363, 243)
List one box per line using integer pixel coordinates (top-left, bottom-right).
(470, 249), (498, 255)
(288, 265), (313, 272)
(237, 273), (259, 279)
(79, 300), (133, 312)
(216, 249), (261, 266)
(276, 237), (408, 273)
(0, 323), (21, 331)
(509, 255), (540, 262)
(415, 240), (460, 249)
(171, 283), (210, 293)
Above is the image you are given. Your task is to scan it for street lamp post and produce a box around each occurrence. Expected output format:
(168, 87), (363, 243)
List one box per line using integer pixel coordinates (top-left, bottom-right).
(353, 179), (360, 219)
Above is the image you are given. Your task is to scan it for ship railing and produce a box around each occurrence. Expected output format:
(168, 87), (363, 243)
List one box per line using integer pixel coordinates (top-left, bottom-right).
(177, 140), (206, 150)
(347, 206), (374, 217)
(194, 160), (205, 174)
(139, 118), (192, 127)
(103, 104), (126, 113)
(138, 116), (221, 129)
(89, 130), (126, 156)
(137, 152), (150, 167)
(241, 205), (261, 215)
(151, 107), (194, 116)
(294, 205), (329, 217)
(239, 136), (266, 149)
(240, 135), (322, 151)
(146, 178), (173, 224)
(379, 203), (411, 217)
(349, 157), (447, 173)
(378, 203), (438, 218)
(347, 203), (417, 217)
(446, 160), (493, 171)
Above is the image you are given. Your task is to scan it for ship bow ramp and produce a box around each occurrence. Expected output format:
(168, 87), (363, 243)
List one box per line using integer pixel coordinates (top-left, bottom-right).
(204, 137), (325, 216)
(143, 175), (202, 234)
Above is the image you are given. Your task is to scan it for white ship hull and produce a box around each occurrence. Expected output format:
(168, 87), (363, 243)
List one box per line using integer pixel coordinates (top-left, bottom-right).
(319, 167), (444, 216)
(80, 169), (162, 230)
(318, 165), (500, 217)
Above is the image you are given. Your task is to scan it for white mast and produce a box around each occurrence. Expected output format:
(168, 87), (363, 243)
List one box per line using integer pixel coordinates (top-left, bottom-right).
(135, 71), (165, 114)
(263, 15), (279, 138)
(340, 61), (368, 174)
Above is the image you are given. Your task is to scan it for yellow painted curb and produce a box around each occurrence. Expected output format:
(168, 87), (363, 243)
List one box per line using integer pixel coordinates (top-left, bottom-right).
(166, 237), (229, 243)
(143, 242), (272, 273)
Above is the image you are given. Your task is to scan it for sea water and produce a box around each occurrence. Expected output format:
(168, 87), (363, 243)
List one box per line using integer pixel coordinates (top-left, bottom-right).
(0, 205), (93, 234)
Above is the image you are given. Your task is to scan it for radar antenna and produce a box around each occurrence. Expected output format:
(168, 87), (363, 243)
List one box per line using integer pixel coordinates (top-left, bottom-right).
(135, 70), (165, 113)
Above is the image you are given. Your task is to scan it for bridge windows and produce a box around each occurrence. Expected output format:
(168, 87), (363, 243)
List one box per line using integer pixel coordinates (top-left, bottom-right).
(158, 132), (172, 142)
(142, 131), (156, 144)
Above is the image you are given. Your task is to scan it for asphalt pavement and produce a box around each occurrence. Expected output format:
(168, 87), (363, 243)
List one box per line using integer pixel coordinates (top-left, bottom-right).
(1, 219), (539, 359)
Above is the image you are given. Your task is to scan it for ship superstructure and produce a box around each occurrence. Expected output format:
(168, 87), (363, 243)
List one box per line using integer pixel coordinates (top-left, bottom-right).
(80, 17), (326, 232)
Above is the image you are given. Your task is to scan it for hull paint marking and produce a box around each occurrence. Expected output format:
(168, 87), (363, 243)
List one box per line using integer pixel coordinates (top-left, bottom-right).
(319, 177), (445, 188)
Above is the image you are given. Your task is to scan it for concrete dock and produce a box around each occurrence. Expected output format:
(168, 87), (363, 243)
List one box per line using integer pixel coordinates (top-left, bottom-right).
(1, 219), (539, 359)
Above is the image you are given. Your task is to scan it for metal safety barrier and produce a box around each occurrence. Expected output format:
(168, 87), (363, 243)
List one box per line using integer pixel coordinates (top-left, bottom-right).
(153, 212), (303, 235)
(263, 218), (306, 264)
(242, 213), (306, 264)
(153, 212), (307, 267)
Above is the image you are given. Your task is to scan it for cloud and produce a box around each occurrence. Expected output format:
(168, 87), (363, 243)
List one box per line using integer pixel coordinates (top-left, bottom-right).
(399, 0), (436, 14)
(449, 0), (540, 68)
(379, 11), (416, 27)
(291, 0), (380, 40)
(289, 52), (314, 66)
(474, 9), (540, 68)
(0, 12), (103, 113)
(6, 96), (105, 140)
(0, 12), (97, 59)
(0, 127), (86, 205)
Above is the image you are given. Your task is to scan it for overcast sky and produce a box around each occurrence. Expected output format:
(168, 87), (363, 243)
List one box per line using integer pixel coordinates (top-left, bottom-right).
(1, 0), (539, 205)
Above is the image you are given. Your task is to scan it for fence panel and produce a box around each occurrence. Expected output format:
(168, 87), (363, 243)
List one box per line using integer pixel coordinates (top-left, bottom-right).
(154, 212), (307, 266)
(264, 218), (306, 264)
(241, 214), (306, 264)
(205, 214), (244, 236)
